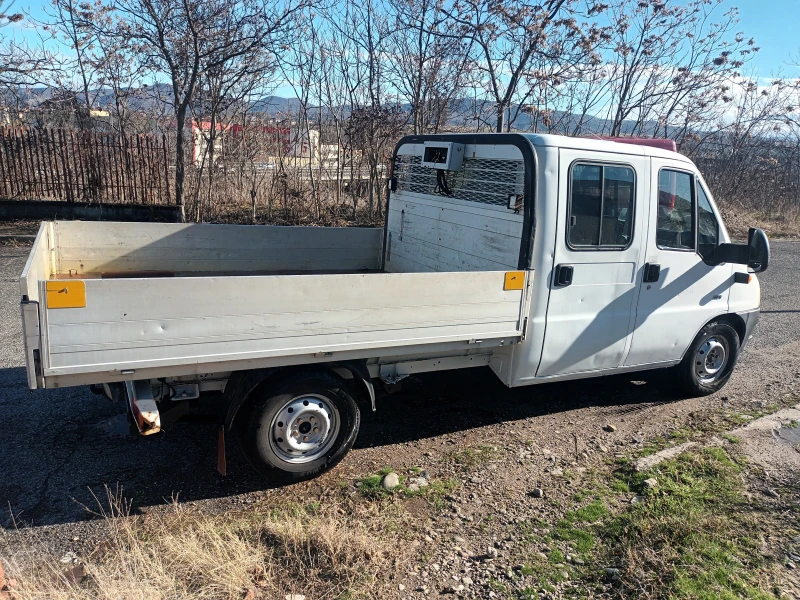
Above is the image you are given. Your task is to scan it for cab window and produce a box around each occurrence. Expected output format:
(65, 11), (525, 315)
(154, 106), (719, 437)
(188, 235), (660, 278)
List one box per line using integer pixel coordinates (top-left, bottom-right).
(696, 183), (720, 261)
(656, 169), (694, 250)
(568, 163), (635, 249)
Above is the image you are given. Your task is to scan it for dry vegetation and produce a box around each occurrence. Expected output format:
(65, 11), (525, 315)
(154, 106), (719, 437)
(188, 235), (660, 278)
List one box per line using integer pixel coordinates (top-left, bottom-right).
(2, 487), (409, 600)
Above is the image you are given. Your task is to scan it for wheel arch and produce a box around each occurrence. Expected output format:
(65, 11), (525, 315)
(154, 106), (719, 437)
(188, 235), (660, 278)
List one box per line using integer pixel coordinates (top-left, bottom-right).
(678, 312), (746, 362)
(224, 361), (374, 432)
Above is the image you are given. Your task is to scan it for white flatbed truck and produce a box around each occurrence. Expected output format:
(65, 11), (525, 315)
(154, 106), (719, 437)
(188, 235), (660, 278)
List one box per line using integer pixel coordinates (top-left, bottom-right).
(19, 133), (769, 481)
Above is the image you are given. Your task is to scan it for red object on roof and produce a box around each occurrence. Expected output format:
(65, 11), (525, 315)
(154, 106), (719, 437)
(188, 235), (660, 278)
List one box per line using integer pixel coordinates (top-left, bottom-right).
(595, 136), (677, 152)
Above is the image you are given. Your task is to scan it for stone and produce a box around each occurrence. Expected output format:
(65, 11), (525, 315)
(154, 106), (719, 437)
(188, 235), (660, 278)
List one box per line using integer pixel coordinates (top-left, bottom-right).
(64, 565), (86, 585)
(408, 483), (420, 492)
(632, 436), (643, 444)
(408, 476), (429, 488)
(603, 424), (617, 432)
(787, 562), (796, 570)
(243, 590), (255, 600)
(444, 584), (465, 593)
(598, 444), (609, 453)
(416, 585), (429, 593)
(398, 583), (406, 591)
(603, 567), (621, 581)
(382, 472), (400, 489)
(550, 468), (564, 476)
(572, 557), (585, 566)
(764, 488), (780, 499)
(643, 478), (658, 490)
(285, 595), (306, 600)
(630, 495), (646, 504)
(531, 488), (544, 498)
(59, 552), (77, 564)
(462, 576), (473, 586)
(421, 470), (430, 480)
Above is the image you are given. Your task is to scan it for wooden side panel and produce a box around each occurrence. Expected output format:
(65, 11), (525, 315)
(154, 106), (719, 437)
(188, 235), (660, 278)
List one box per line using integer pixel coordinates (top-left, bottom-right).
(52, 221), (383, 275)
(19, 222), (53, 300)
(41, 270), (527, 376)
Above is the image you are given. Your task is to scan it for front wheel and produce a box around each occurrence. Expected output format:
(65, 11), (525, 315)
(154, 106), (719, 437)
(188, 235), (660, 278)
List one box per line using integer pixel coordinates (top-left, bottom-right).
(242, 371), (360, 482)
(675, 321), (740, 396)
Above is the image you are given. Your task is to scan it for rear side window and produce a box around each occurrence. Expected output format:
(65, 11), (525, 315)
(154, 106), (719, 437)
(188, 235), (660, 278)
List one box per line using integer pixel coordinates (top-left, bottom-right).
(697, 183), (720, 261)
(568, 163), (635, 249)
(657, 169), (694, 250)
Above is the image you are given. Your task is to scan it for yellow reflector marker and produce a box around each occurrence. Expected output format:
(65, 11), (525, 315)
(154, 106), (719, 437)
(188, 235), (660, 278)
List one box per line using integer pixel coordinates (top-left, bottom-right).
(504, 271), (524, 291)
(46, 280), (86, 309)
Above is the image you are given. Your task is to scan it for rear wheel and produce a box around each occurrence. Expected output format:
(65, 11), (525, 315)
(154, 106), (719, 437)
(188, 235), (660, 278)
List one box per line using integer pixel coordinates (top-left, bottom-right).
(675, 321), (740, 396)
(242, 371), (360, 482)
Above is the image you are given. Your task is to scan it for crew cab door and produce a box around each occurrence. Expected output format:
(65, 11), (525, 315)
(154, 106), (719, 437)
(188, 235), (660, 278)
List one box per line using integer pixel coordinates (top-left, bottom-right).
(536, 150), (646, 377)
(624, 159), (732, 366)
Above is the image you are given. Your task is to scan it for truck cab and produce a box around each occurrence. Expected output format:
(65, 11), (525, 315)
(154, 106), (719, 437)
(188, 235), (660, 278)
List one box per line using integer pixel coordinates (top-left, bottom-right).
(389, 133), (766, 395)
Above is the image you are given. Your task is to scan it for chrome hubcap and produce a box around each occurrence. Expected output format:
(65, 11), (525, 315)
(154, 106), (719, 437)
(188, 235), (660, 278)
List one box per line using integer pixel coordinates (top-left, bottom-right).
(270, 394), (339, 464)
(694, 336), (728, 383)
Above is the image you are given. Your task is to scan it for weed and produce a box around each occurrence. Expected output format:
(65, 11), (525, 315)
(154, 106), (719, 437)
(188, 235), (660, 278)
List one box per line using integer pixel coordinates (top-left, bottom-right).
(448, 445), (499, 470)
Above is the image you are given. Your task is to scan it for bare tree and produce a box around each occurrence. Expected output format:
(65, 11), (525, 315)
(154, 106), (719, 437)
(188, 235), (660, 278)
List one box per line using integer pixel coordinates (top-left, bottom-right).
(602, 0), (756, 138)
(438, 0), (605, 132)
(1, 0), (52, 99)
(386, 0), (472, 134)
(95, 0), (308, 219)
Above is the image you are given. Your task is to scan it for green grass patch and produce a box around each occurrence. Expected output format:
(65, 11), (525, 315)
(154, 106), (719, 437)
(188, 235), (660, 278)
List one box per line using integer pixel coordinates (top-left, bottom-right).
(353, 469), (457, 507)
(595, 446), (776, 598)
(512, 446), (782, 598)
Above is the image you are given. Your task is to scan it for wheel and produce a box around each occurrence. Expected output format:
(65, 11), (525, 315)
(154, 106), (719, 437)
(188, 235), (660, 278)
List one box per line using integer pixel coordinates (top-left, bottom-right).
(675, 321), (740, 396)
(242, 371), (360, 482)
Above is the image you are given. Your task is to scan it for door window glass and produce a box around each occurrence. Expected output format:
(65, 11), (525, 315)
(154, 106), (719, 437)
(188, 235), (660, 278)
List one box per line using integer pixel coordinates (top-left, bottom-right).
(657, 170), (694, 250)
(569, 163), (635, 248)
(697, 183), (719, 261)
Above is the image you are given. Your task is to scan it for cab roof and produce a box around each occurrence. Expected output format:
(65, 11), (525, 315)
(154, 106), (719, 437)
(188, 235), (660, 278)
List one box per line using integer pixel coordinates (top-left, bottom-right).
(522, 133), (692, 163)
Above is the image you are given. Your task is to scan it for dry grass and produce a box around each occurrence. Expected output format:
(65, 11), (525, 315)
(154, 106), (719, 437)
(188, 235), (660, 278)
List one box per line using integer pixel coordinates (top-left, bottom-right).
(2, 488), (409, 600)
(717, 203), (800, 240)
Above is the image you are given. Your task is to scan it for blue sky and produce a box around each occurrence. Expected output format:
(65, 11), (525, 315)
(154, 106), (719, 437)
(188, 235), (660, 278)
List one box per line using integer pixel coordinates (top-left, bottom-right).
(733, 0), (799, 76)
(7, 0), (799, 85)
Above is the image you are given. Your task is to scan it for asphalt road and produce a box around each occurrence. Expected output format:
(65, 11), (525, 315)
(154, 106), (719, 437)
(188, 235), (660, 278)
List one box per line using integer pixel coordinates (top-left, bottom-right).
(0, 241), (798, 532)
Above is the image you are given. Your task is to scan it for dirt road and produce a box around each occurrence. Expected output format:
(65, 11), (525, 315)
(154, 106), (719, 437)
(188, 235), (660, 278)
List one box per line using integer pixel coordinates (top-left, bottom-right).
(1, 241), (798, 591)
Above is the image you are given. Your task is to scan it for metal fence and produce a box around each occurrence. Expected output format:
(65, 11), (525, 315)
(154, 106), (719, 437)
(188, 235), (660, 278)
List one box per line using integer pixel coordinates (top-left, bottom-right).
(0, 127), (171, 205)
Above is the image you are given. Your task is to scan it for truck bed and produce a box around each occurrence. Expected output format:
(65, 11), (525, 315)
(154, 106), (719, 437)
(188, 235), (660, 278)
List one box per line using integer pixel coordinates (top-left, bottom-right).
(21, 221), (531, 388)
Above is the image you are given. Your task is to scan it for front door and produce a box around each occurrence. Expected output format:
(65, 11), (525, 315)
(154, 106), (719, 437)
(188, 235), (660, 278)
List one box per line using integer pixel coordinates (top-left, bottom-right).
(536, 149), (646, 377)
(624, 159), (732, 366)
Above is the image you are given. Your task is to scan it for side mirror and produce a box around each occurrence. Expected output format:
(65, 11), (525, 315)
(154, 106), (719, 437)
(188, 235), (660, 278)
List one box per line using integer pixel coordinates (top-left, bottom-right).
(747, 227), (770, 273)
(710, 227), (770, 272)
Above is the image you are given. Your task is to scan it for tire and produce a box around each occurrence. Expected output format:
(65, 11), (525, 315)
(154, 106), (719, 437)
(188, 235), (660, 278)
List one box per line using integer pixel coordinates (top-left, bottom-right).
(675, 321), (740, 397)
(242, 371), (360, 482)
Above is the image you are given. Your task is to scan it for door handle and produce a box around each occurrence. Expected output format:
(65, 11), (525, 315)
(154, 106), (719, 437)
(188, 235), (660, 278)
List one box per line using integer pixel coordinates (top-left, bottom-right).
(643, 262), (661, 283)
(553, 264), (574, 287)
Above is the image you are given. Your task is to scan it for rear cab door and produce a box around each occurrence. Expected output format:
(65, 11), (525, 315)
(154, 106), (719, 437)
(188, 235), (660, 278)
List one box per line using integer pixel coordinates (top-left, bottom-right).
(624, 158), (731, 366)
(535, 148), (647, 377)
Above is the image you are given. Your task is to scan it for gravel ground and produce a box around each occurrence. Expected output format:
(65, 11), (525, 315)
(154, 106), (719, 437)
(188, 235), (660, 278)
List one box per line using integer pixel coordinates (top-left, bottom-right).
(1, 241), (799, 597)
